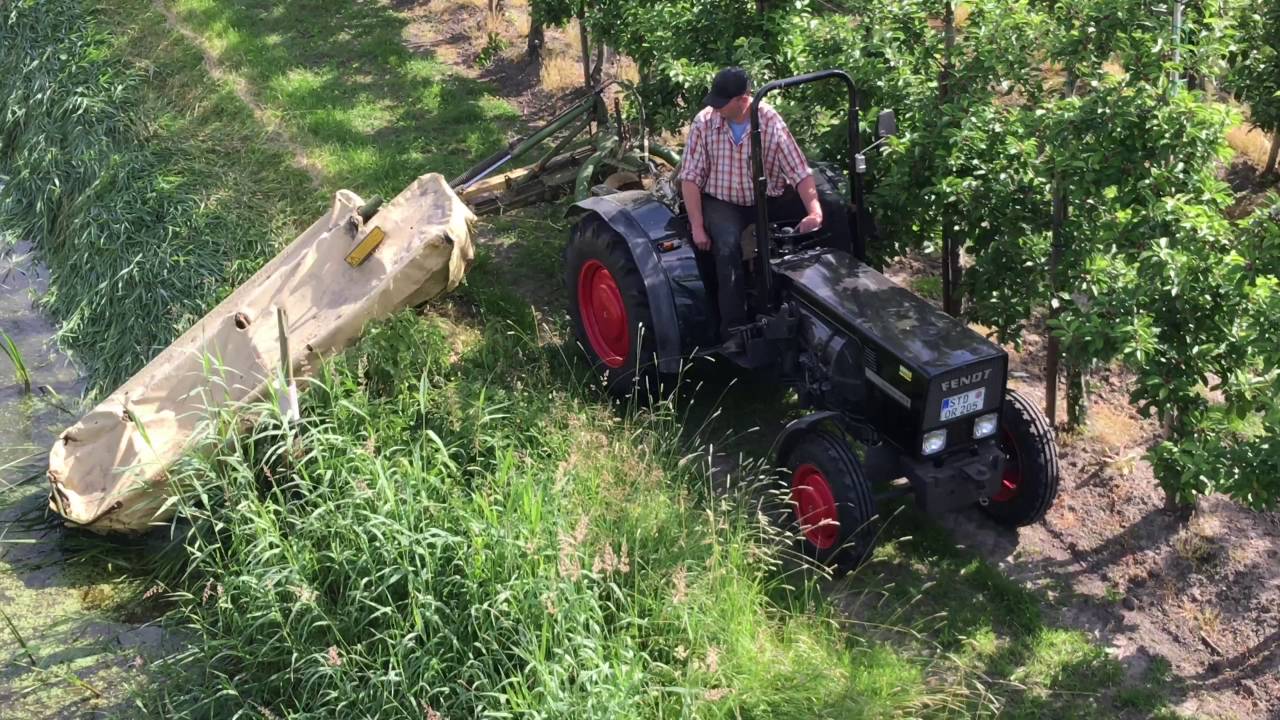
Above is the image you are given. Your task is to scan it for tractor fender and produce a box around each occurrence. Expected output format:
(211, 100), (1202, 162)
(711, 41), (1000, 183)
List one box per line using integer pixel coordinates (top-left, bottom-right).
(770, 411), (846, 466)
(772, 411), (903, 485)
(568, 192), (684, 373)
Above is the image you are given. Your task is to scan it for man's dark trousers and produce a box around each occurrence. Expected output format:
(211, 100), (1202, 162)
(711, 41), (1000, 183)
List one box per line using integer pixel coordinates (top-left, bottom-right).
(698, 191), (825, 338)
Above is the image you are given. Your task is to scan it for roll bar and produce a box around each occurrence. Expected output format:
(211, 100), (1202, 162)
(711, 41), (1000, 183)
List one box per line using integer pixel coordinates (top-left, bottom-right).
(748, 69), (864, 312)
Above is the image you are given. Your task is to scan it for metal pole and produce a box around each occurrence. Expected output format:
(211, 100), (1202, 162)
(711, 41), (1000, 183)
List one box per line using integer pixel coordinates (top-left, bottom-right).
(454, 92), (599, 190)
(1172, 0), (1184, 88)
(750, 70), (860, 314)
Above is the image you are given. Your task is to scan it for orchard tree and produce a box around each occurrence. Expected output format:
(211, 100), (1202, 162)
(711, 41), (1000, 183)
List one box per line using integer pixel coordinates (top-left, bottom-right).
(1226, 0), (1280, 174)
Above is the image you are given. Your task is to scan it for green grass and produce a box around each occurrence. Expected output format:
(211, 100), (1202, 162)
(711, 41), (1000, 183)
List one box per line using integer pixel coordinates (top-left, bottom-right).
(142, 310), (968, 718)
(0, 0), (1191, 717)
(0, 329), (31, 392)
(166, 0), (520, 196)
(912, 275), (944, 302)
(0, 0), (321, 393)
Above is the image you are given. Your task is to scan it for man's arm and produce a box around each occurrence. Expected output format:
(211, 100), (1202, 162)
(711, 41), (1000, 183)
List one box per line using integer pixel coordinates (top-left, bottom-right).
(677, 115), (712, 251)
(794, 175), (823, 233)
(681, 181), (711, 251)
(764, 106), (822, 232)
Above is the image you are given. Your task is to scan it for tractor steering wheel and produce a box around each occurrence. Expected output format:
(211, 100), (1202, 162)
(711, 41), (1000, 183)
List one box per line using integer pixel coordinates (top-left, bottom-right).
(771, 221), (822, 247)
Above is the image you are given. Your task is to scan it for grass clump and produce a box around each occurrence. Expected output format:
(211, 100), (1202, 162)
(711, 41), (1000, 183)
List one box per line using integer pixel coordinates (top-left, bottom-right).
(1, 329), (31, 392)
(145, 312), (958, 718)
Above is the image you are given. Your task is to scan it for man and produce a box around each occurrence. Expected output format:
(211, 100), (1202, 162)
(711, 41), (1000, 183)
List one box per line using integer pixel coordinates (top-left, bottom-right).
(678, 66), (824, 347)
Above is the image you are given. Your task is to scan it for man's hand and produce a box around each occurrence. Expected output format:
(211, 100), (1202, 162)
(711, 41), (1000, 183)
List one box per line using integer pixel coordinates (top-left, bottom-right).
(682, 179), (711, 252)
(691, 224), (712, 252)
(795, 212), (823, 234)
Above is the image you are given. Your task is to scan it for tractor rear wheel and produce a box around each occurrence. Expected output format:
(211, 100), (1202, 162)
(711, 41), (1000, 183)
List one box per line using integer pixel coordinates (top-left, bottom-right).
(982, 389), (1059, 527)
(565, 216), (660, 400)
(782, 430), (877, 571)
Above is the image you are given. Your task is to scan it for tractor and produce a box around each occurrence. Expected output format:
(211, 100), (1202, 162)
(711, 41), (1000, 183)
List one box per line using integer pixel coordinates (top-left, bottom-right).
(562, 70), (1059, 567)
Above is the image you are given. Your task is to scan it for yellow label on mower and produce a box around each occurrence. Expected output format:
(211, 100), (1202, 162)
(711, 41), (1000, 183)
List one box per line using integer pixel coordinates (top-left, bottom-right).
(345, 226), (386, 267)
(898, 365), (913, 382)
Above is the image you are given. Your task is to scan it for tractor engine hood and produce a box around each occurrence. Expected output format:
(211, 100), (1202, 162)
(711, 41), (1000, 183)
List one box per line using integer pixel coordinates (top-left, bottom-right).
(775, 249), (1008, 456)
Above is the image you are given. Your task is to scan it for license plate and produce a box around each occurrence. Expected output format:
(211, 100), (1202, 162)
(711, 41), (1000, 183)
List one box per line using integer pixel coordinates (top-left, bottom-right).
(940, 388), (985, 421)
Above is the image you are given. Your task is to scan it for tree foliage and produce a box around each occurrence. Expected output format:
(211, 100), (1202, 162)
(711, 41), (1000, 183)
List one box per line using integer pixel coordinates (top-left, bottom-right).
(1225, 0), (1280, 172)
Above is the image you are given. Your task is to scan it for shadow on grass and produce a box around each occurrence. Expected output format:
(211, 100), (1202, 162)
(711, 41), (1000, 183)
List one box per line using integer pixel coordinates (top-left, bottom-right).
(168, 0), (522, 197)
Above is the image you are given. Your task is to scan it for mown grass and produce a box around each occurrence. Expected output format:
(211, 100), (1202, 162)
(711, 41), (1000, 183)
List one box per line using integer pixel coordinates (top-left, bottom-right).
(0, 0), (322, 393)
(166, 0), (521, 196)
(2, 0), (1192, 717)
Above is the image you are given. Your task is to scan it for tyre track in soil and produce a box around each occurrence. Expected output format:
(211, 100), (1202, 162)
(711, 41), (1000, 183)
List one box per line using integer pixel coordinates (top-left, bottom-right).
(936, 318), (1280, 719)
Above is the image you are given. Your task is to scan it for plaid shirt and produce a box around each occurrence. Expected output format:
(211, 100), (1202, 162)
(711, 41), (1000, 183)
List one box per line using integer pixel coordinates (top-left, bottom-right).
(677, 101), (811, 207)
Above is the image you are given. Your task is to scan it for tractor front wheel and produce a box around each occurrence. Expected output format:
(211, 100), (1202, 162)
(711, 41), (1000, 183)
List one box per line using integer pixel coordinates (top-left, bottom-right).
(782, 430), (877, 571)
(982, 389), (1059, 527)
(565, 216), (660, 400)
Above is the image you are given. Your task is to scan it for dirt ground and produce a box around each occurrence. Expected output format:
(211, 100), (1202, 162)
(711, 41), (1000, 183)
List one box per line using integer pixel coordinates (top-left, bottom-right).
(401, 3), (1280, 718)
(969, 341), (1280, 720)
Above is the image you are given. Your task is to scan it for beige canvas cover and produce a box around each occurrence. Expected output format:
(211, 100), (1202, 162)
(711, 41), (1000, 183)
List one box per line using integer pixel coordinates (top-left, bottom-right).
(46, 173), (475, 533)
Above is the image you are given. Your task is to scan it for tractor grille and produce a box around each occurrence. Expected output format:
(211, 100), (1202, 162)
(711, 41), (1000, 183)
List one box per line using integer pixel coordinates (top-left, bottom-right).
(863, 346), (879, 374)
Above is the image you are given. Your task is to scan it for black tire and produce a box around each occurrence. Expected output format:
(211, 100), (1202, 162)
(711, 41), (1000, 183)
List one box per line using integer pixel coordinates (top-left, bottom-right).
(782, 430), (877, 570)
(565, 215), (661, 400)
(982, 389), (1059, 527)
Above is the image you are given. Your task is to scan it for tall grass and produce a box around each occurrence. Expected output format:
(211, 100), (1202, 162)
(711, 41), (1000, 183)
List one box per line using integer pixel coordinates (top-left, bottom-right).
(144, 312), (962, 718)
(0, 0), (320, 393)
(1, 329), (31, 392)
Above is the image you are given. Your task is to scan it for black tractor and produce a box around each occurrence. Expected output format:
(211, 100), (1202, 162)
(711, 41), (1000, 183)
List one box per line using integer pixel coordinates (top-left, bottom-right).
(563, 70), (1058, 567)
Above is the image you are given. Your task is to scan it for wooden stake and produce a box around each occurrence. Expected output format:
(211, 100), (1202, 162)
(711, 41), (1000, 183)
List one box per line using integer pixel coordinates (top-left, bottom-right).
(276, 306), (299, 422)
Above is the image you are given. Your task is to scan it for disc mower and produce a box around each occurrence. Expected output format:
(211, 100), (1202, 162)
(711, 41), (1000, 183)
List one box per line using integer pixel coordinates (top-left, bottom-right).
(563, 69), (1059, 567)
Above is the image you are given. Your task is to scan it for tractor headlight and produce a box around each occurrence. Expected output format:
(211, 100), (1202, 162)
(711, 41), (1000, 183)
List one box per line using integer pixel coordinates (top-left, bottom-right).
(922, 429), (948, 456)
(973, 413), (999, 439)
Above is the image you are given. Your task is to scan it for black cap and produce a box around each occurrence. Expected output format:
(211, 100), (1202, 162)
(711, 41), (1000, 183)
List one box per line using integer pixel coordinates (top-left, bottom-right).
(703, 67), (750, 108)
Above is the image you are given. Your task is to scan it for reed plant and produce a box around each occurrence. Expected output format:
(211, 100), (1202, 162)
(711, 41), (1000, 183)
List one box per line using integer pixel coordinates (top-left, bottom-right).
(1, 329), (31, 392)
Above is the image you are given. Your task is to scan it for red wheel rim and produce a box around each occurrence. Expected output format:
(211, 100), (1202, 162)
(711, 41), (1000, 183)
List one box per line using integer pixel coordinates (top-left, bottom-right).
(577, 260), (629, 369)
(993, 427), (1021, 502)
(791, 463), (840, 549)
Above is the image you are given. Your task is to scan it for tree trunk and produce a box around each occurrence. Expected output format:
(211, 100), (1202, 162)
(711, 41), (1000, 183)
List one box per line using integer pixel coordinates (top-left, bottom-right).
(578, 13), (591, 91)
(1045, 182), (1066, 427)
(1160, 410), (1196, 515)
(1065, 360), (1089, 430)
(1172, 0), (1184, 87)
(1266, 133), (1279, 176)
(939, 2), (961, 316)
(590, 39), (605, 86)
(1045, 71), (1078, 427)
(526, 18), (545, 65)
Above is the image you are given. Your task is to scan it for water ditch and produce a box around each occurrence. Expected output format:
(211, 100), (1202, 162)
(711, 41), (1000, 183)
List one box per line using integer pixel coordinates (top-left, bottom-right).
(1, 227), (168, 717)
